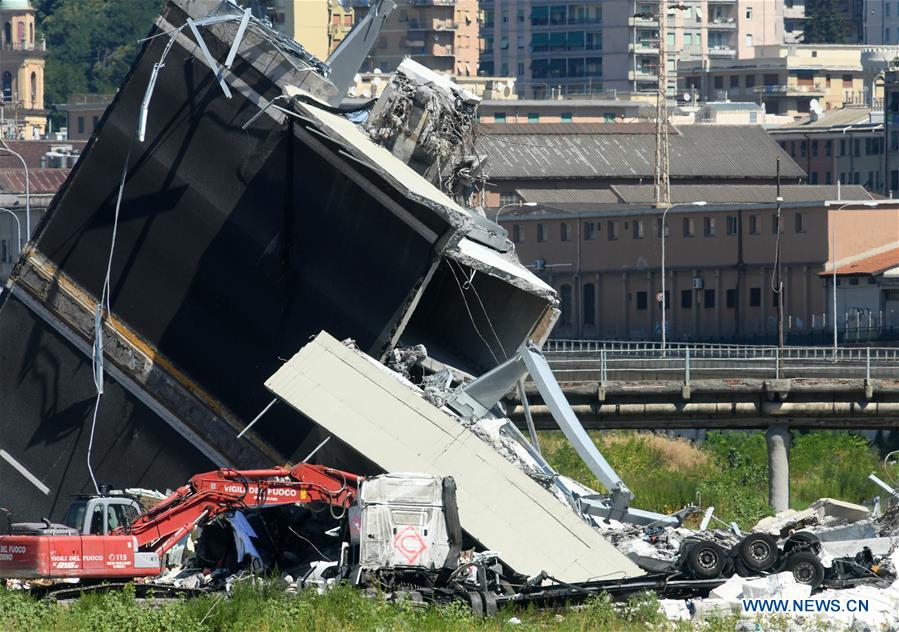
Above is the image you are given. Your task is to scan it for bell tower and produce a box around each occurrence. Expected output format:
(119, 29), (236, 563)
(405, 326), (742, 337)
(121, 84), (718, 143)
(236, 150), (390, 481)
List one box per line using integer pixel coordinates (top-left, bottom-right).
(0, 0), (46, 139)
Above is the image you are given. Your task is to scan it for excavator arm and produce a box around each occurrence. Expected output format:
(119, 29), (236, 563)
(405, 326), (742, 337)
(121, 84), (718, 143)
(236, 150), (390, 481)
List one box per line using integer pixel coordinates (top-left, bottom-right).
(120, 463), (359, 558)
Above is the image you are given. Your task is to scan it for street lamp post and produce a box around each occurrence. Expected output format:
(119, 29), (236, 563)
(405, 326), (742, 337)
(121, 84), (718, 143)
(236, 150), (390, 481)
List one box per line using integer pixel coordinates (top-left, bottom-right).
(660, 201), (707, 351)
(0, 207), (22, 254)
(494, 201), (538, 224)
(0, 143), (30, 243)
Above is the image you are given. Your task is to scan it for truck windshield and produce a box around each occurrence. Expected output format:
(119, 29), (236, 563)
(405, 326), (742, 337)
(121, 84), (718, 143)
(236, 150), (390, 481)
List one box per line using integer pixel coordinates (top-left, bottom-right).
(64, 501), (87, 531)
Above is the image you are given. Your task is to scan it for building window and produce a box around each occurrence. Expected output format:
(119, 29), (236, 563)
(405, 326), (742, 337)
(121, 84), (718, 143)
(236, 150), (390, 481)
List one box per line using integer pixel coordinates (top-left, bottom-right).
(745, 33), (753, 46)
(730, 75), (739, 88)
(826, 172), (832, 184)
(800, 141), (807, 157)
(77, 116), (85, 134)
(660, 290), (670, 310)
(825, 140), (832, 156)
(840, 139), (846, 156)
(560, 222), (571, 241)
(726, 216), (737, 235)
(746, 7), (752, 18)
(633, 220), (644, 239)
(683, 217), (695, 237)
(749, 215), (759, 234)
(512, 225), (522, 243)
(583, 283), (596, 326)
(636, 291), (648, 310)
(537, 223), (546, 242)
(0, 239), (8, 263)
(773, 289), (781, 306)
(750, 287), (761, 306)
(849, 277), (860, 286)
(704, 289), (716, 308)
(681, 289), (692, 309)
(584, 222), (596, 240)
(795, 212), (806, 233)
(810, 171), (819, 184)
(608, 221), (617, 240)
(656, 218), (669, 237)
(494, 112), (506, 123)
(745, 74), (755, 88)
(499, 191), (519, 206)
(726, 289), (737, 308)
(714, 76), (724, 90)
(811, 140), (818, 157)
(527, 112), (540, 123)
(703, 217), (715, 237)
(29, 71), (36, 105)
(560, 284), (573, 325)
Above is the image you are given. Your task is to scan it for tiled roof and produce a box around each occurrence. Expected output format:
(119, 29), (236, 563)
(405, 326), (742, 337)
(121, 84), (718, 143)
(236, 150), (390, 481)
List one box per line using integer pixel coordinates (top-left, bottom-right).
(0, 140), (87, 169)
(826, 248), (899, 276)
(514, 184), (874, 207)
(0, 168), (71, 194)
(479, 124), (805, 180)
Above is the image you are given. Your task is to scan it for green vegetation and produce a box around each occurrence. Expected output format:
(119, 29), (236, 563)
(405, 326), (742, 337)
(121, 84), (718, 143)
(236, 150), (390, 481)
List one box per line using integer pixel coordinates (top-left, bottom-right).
(34, 0), (164, 109)
(542, 429), (885, 530)
(802, 0), (849, 43)
(0, 582), (742, 632)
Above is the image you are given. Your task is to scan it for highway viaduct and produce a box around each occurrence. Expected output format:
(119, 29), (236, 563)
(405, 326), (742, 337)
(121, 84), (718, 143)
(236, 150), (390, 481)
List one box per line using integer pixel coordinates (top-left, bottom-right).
(511, 342), (899, 511)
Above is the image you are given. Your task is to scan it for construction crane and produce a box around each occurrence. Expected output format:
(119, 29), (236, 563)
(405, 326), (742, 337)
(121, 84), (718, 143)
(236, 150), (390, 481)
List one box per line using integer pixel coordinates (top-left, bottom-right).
(0, 464), (359, 580)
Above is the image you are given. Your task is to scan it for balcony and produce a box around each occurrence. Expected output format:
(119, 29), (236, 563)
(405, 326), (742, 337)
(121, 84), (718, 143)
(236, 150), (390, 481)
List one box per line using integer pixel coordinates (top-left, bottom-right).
(0, 40), (46, 52)
(753, 83), (826, 96)
(707, 17), (737, 29)
(629, 69), (657, 82)
(629, 42), (659, 54)
(707, 45), (736, 57)
(628, 16), (658, 27)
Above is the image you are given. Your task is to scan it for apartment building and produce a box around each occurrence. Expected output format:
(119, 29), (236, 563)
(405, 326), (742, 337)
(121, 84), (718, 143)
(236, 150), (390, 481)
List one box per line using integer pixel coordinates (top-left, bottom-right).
(679, 44), (896, 115)
(0, 0), (45, 139)
(351, 0), (479, 75)
(863, 0), (899, 43)
(477, 122), (804, 208)
(476, 98), (652, 123)
(265, 0), (354, 59)
(602, 0), (782, 95)
(494, 186), (897, 341)
(478, 0), (604, 99)
(769, 106), (885, 192)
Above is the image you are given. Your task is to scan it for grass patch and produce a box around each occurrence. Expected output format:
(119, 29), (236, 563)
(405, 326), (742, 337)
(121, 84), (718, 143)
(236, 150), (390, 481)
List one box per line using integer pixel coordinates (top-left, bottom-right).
(541, 429), (885, 529)
(0, 583), (739, 632)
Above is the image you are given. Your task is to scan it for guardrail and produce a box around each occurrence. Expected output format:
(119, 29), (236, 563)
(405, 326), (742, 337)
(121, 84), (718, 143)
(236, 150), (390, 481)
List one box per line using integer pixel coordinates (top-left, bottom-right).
(542, 342), (899, 382)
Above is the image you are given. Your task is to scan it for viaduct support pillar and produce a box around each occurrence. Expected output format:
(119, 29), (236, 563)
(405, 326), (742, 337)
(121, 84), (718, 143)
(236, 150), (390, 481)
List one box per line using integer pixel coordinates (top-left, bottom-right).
(766, 424), (791, 512)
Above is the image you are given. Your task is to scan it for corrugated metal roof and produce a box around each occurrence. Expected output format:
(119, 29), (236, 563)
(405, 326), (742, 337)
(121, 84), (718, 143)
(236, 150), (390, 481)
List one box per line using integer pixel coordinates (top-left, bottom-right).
(0, 168), (71, 194)
(773, 107), (875, 130)
(825, 247), (899, 276)
(479, 125), (805, 180)
(611, 184), (875, 204)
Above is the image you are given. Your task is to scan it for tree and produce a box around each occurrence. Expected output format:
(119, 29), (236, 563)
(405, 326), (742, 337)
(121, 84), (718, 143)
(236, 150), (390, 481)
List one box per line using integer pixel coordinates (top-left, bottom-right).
(35, 0), (163, 108)
(802, 0), (848, 43)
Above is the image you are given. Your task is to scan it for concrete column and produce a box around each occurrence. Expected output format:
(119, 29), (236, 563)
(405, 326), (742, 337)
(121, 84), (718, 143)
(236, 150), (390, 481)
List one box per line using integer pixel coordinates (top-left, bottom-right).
(766, 425), (791, 512)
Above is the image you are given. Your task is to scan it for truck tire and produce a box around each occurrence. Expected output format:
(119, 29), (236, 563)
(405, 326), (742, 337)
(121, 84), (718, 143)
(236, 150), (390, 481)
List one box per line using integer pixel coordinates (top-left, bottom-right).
(787, 551), (825, 589)
(739, 533), (779, 572)
(685, 540), (726, 579)
(784, 531), (821, 555)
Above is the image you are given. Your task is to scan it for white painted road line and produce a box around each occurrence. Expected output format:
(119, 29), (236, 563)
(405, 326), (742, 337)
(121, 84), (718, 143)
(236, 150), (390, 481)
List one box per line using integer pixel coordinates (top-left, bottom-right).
(0, 449), (50, 495)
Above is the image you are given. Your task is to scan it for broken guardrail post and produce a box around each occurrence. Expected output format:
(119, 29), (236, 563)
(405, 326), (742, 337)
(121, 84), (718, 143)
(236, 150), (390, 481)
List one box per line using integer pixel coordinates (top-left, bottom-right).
(766, 424), (791, 512)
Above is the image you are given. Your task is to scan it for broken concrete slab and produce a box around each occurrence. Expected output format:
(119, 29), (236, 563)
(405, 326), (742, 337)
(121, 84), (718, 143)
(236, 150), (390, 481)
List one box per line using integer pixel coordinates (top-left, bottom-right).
(811, 498), (870, 524)
(265, 331), (644, 582)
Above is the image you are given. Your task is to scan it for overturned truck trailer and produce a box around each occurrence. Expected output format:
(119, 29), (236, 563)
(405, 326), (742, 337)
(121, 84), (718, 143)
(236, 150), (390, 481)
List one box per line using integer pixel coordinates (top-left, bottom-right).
(0, 1), (557, 525)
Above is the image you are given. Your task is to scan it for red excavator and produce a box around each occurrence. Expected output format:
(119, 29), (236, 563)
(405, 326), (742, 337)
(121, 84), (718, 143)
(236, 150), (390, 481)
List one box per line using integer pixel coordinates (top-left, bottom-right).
(0, 464), (359, 580)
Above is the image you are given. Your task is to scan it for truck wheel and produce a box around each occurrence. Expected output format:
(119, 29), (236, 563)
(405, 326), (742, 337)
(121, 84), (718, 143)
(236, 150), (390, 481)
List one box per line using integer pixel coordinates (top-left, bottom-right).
(685, 541), (726, 579)
(784, 531), (821, 554)
(739, 533), (779, 572)
(787, 551), (825, 589)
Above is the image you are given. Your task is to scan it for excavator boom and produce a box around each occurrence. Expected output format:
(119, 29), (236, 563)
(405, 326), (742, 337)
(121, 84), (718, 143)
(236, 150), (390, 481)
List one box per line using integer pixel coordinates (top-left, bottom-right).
(0, 463), (359, 580)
